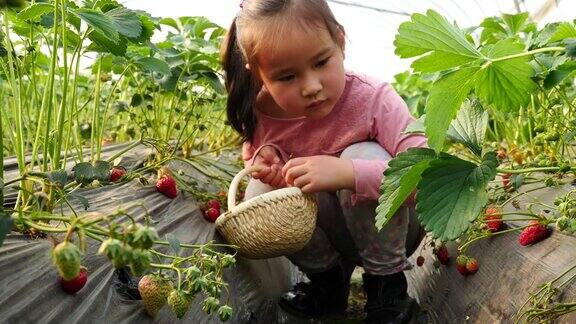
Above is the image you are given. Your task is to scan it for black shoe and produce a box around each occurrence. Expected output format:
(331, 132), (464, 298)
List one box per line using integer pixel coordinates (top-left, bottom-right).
(362, 272), (418, 324)
(279, 261), (354, 318)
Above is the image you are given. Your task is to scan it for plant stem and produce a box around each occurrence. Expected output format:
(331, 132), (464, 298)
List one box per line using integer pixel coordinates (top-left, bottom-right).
(487, 47), (565, 65)
(52, 0), (68, 171)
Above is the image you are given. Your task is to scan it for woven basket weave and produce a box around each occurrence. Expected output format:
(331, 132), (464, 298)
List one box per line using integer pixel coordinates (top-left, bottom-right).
(215, 166), (318, 259)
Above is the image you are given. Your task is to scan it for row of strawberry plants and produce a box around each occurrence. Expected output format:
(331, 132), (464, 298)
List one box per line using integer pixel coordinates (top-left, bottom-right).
(0, 1), (241, 320)
(380, 10), (576, 322)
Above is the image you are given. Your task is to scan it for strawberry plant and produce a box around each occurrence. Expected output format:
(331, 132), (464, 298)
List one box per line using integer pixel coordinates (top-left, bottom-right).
(378, 10), (576, 242)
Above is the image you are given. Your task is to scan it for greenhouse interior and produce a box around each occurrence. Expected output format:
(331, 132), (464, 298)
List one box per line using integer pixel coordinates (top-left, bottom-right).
(0, 0), (575, 323)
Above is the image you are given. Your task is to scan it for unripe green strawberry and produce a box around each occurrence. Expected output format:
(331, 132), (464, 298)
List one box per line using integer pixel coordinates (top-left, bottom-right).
(52, 241), (82, 280)
(168, 290), (192, 319)
(112, 245), (133, 269)
(218, 305), (233, 322)
(138, 274), (173, 317)
(98, 238), (123, 260)
(131, 226), (158, 249)
(130, 249), (151, 277)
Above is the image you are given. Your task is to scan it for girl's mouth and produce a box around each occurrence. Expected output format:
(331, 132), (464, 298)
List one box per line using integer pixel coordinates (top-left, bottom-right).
(307, 100), (325, 109)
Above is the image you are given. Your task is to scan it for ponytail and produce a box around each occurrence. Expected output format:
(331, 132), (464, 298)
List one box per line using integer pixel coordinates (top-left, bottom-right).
(221, 18), (259, 142)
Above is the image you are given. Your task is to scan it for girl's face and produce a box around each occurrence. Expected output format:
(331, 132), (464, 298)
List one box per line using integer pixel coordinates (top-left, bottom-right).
(255, 24), (346, 119)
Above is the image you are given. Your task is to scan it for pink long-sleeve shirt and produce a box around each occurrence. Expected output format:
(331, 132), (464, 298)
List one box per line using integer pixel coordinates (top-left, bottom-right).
(242, 72), (428, 202)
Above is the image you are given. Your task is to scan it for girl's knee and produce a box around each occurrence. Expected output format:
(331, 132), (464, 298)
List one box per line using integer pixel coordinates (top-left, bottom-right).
(244, 179), (274, 201)
(339, 141), (392, 161)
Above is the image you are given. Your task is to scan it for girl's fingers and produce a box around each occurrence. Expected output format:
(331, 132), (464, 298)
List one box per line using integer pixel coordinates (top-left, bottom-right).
(284, 165), (307, 185)
(251, 166), (270, 180)
(261, 170), (277, 184)
(293, 175), (310, 190)
(259, 146), (280, 164)
(282, 158), (306, 177)
(268, 165), (283, 187)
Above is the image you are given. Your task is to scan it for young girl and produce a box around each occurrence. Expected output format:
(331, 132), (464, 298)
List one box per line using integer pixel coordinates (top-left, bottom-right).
(221, 0), (427, 322)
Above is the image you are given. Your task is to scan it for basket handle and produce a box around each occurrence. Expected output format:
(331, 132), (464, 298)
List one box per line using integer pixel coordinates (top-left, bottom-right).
(228, 165), (263, 209)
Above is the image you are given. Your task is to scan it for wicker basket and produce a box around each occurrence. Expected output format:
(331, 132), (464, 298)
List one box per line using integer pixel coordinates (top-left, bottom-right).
(215, 166), (318, 259)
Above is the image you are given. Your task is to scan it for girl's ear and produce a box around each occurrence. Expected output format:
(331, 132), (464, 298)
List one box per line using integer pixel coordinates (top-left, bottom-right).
(337, 26), (346, 53)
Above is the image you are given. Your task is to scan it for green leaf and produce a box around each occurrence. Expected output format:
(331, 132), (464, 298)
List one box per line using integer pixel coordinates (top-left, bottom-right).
(476, 38), (536, 111)
(567, 39), (576, 59)
(448, 100), (488, 157)
(159, 17), (180, 32)
(136, 57), (171, 76)
(376, 148), (437, 230)
(201, 71), (225, 94)
(47, 169), (68, 188)
(72, 162), (94, 185)
(425, 67), (478, 151)
(86, 30), (127, 56)
(544, 61), (576, 89)
(411, 51), (476, 73)
(405, 101), (487, 156)
(394, 10), (481, 72)
(130, 93), (143, 107)
(165, 233), (181, 255)
(0, 210), (13, 247)
(548, 22), (576, 43)
(70, 8), (119, 44)
(105, 7), (142, 38)
(93, 160), (111, 181)
(416, 152), (498, 241)
(17, 3), (53, 21)
(502, 12), (530, 34)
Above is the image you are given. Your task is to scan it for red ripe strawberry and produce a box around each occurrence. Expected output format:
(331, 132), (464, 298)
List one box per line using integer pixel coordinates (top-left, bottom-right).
(60, 267), (88, 294)
(416, 256), (425, 267)
(485, 207), (503, 232)
(502, 173), (512, 189)
(456, 255), (469, 276)
(156, 175), (177, 198)
(519, 221), (550, 246)
(434, 245), (449, 265)
(466, 258), (479, 274)
(207, 199), (221, 211)
(204, 207), (220, 223)
(109, 166), (127, 182)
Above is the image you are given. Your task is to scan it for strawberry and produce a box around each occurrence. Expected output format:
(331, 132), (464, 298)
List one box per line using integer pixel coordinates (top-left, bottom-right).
(434, 245), (449, 265)
(168, 289), (192, 319)
(138, 274), (173, 317)
(60, 267), (88, 294)
(485, 207), (503, 232)
(130, 249), (151, 277)
(456, 255), (469, 276)
(52, 241), (82, 281)
(496, 149), (507, 160)
(207, 199), (221, 211)
(466, 258), (479, 274)
(156, 175), (177, 198)
(519, 221), (550, 246)
(416, 255), (425, 267)
(502, 173), (512, 189)
(204, 207), (221, 223)
(109, 166), (127, 182)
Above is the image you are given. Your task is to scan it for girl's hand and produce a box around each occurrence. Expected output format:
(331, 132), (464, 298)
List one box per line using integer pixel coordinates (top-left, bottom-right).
(251, 146), (286, 188)
(282, 155), (354, 194)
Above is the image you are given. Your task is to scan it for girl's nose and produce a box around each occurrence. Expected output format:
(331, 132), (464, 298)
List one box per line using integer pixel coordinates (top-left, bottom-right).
(301, 75), (322, 98)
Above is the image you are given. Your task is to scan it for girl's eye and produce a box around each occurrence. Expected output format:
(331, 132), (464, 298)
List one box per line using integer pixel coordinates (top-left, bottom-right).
(315, 57), (330, 68)
(278, 75), (294, 82)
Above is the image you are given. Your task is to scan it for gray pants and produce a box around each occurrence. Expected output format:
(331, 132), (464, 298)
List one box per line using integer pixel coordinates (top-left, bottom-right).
(245, 142), (422, 276)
